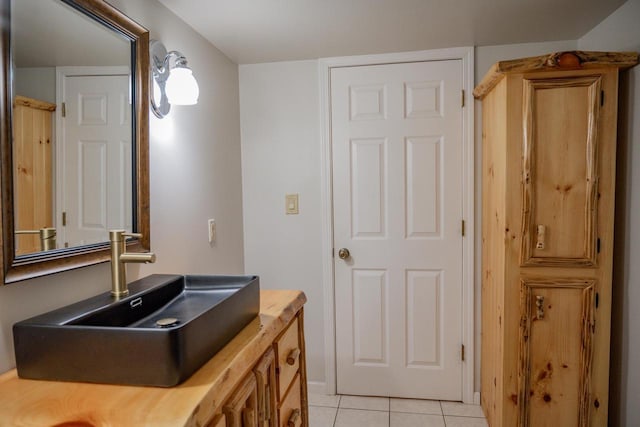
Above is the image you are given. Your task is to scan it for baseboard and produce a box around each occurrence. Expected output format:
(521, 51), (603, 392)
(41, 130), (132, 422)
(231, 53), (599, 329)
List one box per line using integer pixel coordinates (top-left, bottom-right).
(308, 380), (480, 402)
(474, 391), (481, 405)
(307, 381), (329, 395)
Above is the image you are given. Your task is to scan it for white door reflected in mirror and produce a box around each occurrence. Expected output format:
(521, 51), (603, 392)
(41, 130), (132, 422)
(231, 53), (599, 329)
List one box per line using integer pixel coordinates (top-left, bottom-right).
(58, 69), (133, 248)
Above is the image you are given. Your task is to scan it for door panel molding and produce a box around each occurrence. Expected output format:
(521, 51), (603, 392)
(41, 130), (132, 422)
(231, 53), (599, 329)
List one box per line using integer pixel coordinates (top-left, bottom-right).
(318, 47), (475, 402)
(521, 76), (602, 267)
(518, 278), (595, 427)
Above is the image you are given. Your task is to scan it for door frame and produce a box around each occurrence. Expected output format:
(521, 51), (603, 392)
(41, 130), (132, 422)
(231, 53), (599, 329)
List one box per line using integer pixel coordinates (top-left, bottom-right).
(318, 47), (475, 403)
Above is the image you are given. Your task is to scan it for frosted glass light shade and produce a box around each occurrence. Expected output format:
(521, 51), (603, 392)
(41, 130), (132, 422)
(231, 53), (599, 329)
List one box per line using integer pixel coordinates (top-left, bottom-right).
(165, 67), (199, 105)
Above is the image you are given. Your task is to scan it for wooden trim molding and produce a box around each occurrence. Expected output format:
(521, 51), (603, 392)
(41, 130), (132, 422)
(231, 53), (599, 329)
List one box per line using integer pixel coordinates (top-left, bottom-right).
(474, 51), (638, 99)
(13, 95), (56, 111)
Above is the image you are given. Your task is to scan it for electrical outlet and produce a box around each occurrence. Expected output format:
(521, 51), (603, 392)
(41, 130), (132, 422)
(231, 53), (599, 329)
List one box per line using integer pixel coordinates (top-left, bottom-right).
(208, 219), (216, 243)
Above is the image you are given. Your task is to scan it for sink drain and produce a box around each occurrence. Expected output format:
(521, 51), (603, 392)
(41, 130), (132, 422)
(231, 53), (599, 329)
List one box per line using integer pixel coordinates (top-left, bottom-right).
(155, 317), (179, 328)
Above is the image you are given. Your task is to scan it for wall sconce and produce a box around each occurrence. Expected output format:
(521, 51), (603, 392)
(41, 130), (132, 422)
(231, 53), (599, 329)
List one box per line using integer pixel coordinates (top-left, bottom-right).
(150, 40), (200, 118)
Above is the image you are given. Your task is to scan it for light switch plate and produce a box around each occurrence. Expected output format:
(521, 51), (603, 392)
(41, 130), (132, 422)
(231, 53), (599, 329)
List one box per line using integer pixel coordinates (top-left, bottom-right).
(285, 194), (299, 215)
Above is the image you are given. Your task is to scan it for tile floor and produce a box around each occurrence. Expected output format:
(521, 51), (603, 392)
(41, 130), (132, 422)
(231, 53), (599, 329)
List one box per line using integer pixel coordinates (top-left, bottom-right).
(308, 393), (488, 427)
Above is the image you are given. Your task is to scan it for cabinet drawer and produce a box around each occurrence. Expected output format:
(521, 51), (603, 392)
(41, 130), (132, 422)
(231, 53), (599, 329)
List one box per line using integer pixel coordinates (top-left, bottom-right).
(278, 373), (302, 427)
(275, 317), (300, 400)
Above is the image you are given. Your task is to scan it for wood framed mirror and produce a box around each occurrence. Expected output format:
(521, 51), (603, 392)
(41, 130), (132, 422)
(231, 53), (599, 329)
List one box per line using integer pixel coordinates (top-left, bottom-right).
(0, 0), (150, 284)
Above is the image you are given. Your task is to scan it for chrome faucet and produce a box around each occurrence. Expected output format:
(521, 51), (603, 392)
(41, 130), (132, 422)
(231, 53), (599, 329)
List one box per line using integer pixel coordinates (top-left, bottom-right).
(109, 230), (156, 297)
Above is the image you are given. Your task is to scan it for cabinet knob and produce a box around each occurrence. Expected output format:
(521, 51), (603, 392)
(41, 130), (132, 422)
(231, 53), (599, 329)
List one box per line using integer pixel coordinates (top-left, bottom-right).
(287, 408), (301, 427)
(536, 225), (546, 250)
(287, 348), (300, 366)
(536, 295), (545, 319)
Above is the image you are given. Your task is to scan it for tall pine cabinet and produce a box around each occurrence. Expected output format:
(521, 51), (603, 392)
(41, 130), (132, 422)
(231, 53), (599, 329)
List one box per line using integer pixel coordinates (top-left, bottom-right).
(474, 51), (638, 427)
(13, 95), (56, 254)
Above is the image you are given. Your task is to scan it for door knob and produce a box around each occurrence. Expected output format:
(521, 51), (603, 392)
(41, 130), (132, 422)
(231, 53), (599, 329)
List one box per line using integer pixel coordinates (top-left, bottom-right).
(338, 248), (351, 260)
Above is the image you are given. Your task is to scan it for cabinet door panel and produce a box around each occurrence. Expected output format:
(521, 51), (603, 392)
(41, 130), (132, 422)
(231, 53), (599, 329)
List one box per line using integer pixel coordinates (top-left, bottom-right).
(521, 76), (601, 266)
(254, 347), (277, 427)
(518, 279), (595, 427)
(224, 374), (259, 427)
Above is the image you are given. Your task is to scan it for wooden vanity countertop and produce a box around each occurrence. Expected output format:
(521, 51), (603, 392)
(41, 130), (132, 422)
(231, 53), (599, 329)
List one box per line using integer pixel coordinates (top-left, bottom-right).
(0, 289), (307, 427)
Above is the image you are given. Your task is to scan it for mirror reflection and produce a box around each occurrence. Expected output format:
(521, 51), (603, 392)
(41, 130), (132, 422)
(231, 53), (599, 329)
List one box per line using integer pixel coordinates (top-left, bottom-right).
(11, 0), (134, 256)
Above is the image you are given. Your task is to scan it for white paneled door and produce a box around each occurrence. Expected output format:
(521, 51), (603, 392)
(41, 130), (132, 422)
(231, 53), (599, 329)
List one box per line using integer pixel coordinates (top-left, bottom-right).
(59, 73), (132, 247)
(331, 60), (463, 400)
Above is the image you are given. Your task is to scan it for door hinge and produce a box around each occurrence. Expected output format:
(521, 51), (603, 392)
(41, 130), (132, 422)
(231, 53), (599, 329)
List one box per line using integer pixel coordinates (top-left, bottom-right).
(597, 237), (601, 253)
(62, 211), (67, 226)
(461, 344), (465, 361)
(61, 102), (66, 117)
(461, 90), (465, 108)
(601, 90), (605, 106)
(461, 220), (466, 237)
(595, 292), (599, 309)
(332, 248), (335, 258)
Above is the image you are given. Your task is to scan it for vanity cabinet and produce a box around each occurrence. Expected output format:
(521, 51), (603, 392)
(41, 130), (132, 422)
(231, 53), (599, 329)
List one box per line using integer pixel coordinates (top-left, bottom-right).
(221, 314), (308, 427)
(474, 51), (638, 427)
(0, 290), (307, 427)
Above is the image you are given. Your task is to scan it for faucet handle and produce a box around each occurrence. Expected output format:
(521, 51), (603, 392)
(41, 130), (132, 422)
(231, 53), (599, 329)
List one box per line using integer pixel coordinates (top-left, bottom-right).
(122, 232), (143, 239)
(109, 230), (143, 242)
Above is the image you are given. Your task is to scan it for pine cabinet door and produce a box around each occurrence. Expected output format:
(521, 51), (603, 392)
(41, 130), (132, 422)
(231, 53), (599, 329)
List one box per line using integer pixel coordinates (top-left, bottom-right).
(520, 75), (603, 267)
(518, 279), (596, 427)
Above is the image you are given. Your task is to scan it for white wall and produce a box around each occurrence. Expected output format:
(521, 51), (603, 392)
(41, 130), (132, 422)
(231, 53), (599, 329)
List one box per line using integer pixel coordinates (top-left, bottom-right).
(239, 40), (578, 393)
(239, 60), (324, 382)
(0, 0), (245, 373)
(578, 1), (640, 424)
(14, 67), (56, 103)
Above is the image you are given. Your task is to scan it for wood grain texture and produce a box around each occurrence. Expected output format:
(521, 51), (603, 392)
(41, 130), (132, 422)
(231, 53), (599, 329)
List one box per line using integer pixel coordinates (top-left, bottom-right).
(275, 317), (300, 401)
(279, 374), (302, 427)
(13, 96), (56, 112)
(13, 100), (55, 255)
(208, 414), (226, 427)
(223, 372), (259, 427)
(0, 290), (307, 427)
(476, 55), (628, 427)
(254, 347), (277, 427)
(1, 0), (151, 284)
(480, 77), (509, 427)
(521, 76), (601, 267)
(517, 279), (595, 427)
(297, 308), (309, 427)
(473, 51), (638, 99)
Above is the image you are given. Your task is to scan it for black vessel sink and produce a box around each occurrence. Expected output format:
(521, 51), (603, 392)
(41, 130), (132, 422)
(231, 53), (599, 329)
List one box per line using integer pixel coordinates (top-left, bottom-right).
(13, 274), (259, 387)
